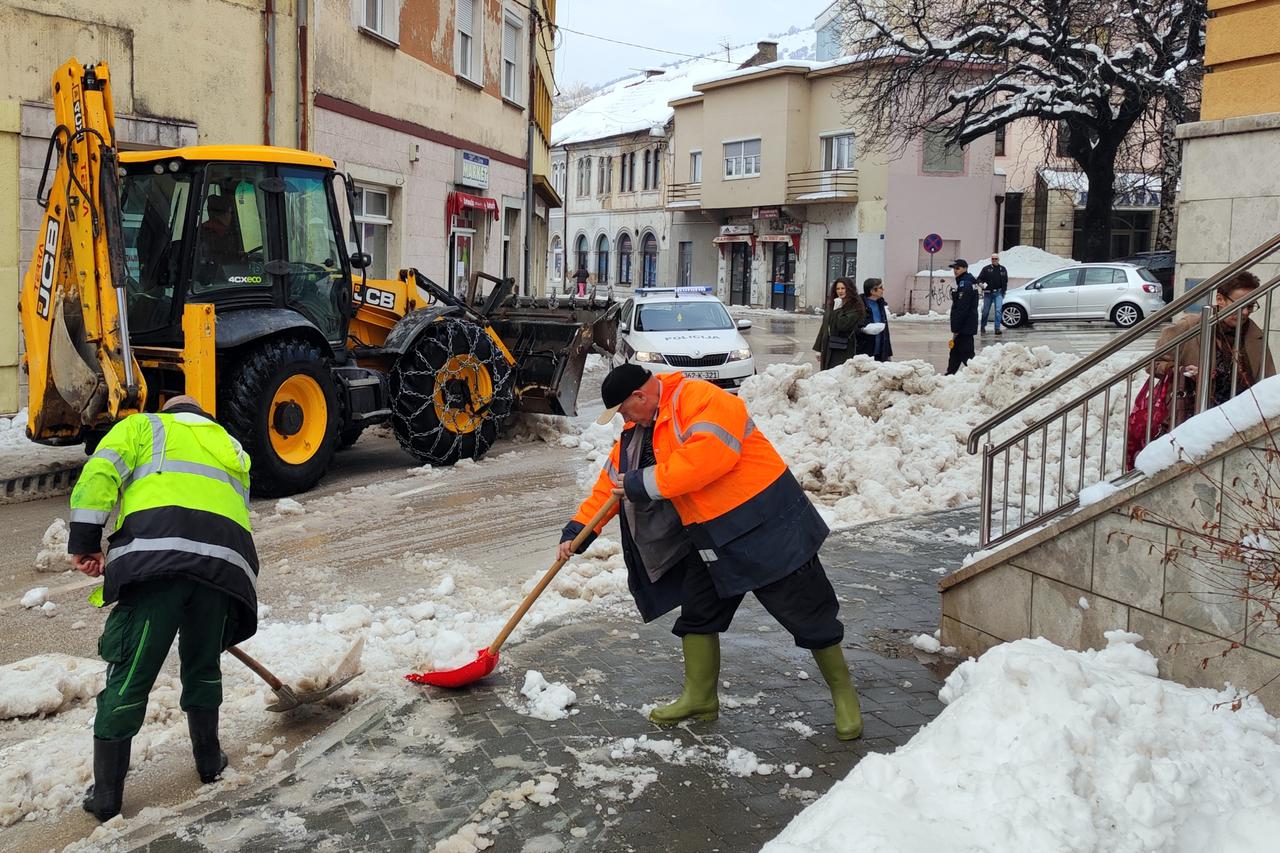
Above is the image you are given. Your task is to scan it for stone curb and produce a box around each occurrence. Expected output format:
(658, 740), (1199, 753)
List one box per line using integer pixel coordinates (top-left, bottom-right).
(0, 464), (83, 505)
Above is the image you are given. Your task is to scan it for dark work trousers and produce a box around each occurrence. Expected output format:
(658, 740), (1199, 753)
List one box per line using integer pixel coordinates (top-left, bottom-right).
(946, 333), (975, 375)
(672, 554), (844, 649)
(95, 577), (230, 741)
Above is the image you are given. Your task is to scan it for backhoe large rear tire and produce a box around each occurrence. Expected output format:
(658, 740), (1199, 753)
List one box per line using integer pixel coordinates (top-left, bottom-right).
(221, 338), (340, 498)
(389, 318), (515, 466)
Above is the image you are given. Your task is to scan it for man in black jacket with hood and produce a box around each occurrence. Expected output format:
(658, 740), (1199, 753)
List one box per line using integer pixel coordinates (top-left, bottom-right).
(947, 259), (980, 375)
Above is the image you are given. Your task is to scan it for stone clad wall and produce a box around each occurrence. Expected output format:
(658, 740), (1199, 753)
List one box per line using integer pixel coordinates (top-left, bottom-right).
(940, 420), (1280, 710)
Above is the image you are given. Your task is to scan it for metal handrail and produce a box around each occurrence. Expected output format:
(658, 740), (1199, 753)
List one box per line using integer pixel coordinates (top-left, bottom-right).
(967, 231), (1280, 547)
(967, 231), (1280, 455)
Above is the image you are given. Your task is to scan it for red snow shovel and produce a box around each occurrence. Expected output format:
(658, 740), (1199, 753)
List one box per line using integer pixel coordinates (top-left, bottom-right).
(406, 494), (620, 688)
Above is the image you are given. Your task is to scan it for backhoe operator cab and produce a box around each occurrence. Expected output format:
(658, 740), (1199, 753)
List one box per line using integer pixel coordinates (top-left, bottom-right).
(114, 147), (369, 495)
(119, 148), (354, 348)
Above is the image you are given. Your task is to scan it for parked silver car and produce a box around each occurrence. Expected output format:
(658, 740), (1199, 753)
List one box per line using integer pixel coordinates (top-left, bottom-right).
(1001, 263), (1166, 329)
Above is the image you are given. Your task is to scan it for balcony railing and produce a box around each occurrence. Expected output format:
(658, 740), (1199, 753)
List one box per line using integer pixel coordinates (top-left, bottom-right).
(785, 169), (858, 203)
(666, 182), (702, 208)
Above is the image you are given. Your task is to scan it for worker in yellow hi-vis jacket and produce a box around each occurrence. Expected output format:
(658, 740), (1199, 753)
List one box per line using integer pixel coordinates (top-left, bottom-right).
(68, 395), (259, 821)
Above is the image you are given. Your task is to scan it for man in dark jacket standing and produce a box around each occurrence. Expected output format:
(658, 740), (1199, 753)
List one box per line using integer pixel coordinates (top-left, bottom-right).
(947, 259), (980, 375)
(70, 395), (259, 821)
(558, 364), (863, 741)
(977, 253), (1009, 335)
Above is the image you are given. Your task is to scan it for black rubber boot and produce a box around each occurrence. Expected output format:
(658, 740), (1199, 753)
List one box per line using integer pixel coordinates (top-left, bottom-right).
(82, 737), (131, 822)
(187, 708), (229, 783)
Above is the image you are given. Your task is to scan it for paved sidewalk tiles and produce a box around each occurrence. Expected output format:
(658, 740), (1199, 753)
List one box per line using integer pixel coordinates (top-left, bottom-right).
(126, 507), (978, 852)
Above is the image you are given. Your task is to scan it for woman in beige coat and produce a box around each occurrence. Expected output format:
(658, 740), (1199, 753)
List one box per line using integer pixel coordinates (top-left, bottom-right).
(1153, 271), (1276, 425)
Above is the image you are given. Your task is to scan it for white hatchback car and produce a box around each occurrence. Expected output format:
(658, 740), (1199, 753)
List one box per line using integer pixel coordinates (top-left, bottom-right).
(1001, 263), (1167, 329)
(613, 287), (755, 391)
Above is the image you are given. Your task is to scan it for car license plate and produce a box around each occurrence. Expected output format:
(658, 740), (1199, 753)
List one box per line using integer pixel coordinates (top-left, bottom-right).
(685, 370), (719, 380)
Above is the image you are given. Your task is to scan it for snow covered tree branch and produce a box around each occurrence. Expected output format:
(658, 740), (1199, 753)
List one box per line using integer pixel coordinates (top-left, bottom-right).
(835, 0), (1206, 261)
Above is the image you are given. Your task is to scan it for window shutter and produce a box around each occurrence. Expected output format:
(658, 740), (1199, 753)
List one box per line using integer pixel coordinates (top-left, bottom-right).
(503, 19), (517, 63)
(457, 0), (473, 35)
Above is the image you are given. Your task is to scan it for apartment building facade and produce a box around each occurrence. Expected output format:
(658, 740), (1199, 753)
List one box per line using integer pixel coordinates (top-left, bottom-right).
(0, 0), (556, 414)
(547, 130), (672, 294)
(666, 58), (1003, 312)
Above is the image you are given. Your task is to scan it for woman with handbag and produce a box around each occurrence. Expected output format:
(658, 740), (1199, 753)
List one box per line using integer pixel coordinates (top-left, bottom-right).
(813, 278), (867, 370)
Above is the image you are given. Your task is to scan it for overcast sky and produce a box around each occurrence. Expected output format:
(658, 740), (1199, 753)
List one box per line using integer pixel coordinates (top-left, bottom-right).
(553, 0), (832, 88)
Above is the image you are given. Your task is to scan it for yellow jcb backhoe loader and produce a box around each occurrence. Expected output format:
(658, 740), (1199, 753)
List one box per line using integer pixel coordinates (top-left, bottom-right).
(20, 59), (617, 497)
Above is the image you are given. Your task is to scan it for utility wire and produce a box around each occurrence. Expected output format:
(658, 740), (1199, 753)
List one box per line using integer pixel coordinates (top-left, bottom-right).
(553, 23), (743, 65)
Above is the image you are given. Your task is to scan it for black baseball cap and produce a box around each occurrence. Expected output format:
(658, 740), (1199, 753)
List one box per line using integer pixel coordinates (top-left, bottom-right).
(948, 259), (969, 269)
(597, 363), (652, 424)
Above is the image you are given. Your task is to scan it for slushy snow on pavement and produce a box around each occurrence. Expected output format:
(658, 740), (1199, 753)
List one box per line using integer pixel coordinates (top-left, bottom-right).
(764, 632), (1280, 853)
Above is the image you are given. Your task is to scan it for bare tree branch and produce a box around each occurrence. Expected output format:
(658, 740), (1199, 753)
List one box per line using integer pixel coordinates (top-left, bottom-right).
(835, 0), (1206, 261)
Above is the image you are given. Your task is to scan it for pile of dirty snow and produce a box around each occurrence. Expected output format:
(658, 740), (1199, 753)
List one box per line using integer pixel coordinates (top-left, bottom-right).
(740, 345), (1131, 529)
(519, 670), (577, 721)
(33, 519), (70, 572)
(915, 247), (1076, 283)
(0, 408), (86, 479)
(764, 632), (1280, 853)
(0, 655), (106, 720)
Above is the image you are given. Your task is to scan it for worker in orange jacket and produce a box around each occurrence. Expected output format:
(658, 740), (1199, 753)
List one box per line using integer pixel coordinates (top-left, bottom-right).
(559, 363), (863, 740)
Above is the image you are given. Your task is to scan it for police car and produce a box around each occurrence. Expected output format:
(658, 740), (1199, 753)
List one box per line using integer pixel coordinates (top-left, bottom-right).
(613, 287), (755, 391)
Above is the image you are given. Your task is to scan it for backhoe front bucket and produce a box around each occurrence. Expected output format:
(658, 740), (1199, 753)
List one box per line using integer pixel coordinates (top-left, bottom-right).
(488, 297), (619, 417)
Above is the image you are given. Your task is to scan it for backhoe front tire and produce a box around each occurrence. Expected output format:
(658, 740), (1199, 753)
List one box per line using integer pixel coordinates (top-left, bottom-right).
(389, 318), (515, 466)
(221, 338), (339, 498)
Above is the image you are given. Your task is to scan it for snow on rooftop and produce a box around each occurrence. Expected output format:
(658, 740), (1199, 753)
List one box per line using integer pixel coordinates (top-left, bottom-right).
(1041, 168), (1162, 194)
(551, 29), (815, 147)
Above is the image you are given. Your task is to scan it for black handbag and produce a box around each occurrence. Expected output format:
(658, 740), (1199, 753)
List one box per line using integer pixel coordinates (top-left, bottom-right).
(827, 335), (850, 351)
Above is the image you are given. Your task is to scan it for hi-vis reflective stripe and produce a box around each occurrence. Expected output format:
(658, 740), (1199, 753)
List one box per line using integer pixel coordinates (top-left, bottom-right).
(668, 379), (753, 453)
(131, 459), (250, 505)
(107, 536), (258, 590)
(71, 508), (111, 525)
(642, 466), (662, 500)
(128, 416), (249, 506)
(92, 448), (133, 480)
(604, 458), (620, 480)
(680, 422), (742, 452)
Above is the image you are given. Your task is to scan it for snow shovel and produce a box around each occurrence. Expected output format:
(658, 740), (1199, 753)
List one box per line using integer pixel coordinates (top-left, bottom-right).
(406, 494), (620, 688)
(229, 635), (366, 712)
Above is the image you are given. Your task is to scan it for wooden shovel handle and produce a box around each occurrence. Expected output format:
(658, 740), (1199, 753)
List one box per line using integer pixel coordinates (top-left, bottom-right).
(227, 645), (285, 691)
(487, 494), (620, 656)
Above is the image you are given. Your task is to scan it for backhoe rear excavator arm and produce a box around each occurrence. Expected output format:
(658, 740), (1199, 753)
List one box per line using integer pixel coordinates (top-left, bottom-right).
(19, 59), (144, 444)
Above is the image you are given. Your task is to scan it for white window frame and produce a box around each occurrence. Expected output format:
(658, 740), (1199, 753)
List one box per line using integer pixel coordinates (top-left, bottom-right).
(456, 0), (482, 84)
(501, 10), (524, 103)
(352, 184), (394, 279)
(690, 150), (703, 183)
(723, 138), (761, 179)
(359, 0), (400, 44)
(821, 131), (856, 171)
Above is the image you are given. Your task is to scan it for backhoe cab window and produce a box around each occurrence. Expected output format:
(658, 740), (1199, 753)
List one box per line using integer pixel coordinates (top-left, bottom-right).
(120, 170), (193, 334)
(192, 165), (272, 294)
(281, 167), (347, 341)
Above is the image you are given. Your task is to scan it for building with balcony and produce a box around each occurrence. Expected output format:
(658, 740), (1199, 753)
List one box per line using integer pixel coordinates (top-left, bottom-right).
(667, 53), (1003, 312)
(547, 33), (814, 296)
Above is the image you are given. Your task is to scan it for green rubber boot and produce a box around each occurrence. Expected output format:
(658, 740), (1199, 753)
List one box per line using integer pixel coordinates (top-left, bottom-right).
(812, 644), (863, 740)
(649, 633), (720, 725)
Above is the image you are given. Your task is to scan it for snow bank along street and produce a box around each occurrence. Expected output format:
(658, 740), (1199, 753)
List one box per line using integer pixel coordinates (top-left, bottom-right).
(765, 633), (1280, 853)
